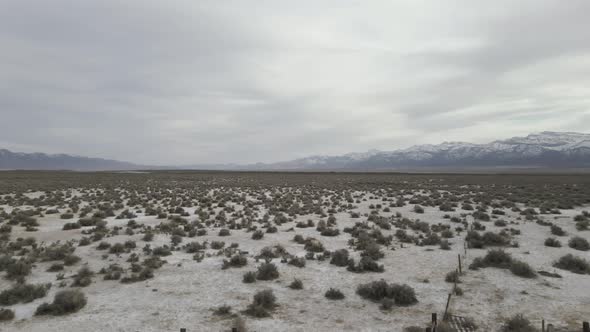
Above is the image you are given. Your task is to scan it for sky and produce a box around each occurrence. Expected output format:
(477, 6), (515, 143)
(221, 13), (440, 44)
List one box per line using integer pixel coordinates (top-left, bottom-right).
(1, 0), (590, 165)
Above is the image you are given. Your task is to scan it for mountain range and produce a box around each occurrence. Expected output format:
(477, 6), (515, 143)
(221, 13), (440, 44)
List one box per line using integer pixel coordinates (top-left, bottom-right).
(0, 149), (141, 171)
(2, 131), (590, 171)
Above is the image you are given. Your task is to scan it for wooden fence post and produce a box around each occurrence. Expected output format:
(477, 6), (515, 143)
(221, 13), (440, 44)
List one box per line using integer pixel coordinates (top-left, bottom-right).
(541, 319), (545, 332)
(546, 324), (554, 332)
(180, 329), (187, 332)
(443, 293), (452, 320)
(583, 321), (589, 332)
(458, 254), (462, 274)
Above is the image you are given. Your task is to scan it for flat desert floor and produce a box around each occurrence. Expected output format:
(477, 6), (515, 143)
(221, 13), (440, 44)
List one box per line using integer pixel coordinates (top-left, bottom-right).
(0, 171), (589, 332)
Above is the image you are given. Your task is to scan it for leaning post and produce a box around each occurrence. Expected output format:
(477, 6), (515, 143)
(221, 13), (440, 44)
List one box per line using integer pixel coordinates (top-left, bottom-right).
(443, 293), (452, 320)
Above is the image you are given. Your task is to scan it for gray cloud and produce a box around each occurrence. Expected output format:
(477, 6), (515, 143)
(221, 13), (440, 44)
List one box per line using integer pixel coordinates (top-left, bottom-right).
(1, 0), (589, 165)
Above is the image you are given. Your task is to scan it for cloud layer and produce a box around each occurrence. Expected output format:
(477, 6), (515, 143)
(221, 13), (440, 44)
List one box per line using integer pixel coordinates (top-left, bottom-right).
(1, 0), (589, 165)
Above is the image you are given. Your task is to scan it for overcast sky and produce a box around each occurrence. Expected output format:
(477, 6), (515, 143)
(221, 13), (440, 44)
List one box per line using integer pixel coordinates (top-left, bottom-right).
(1, 1), (589, 165)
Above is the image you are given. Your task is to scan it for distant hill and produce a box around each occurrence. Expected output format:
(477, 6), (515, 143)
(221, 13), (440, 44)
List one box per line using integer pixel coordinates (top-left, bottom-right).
(2, 132), (590, 171)
(0, 149), (142, 171)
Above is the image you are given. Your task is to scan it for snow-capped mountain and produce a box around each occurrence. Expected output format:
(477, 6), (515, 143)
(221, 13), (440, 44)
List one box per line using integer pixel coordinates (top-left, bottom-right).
(250, 132), (590, 170)
(2, 132), (589, 171)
